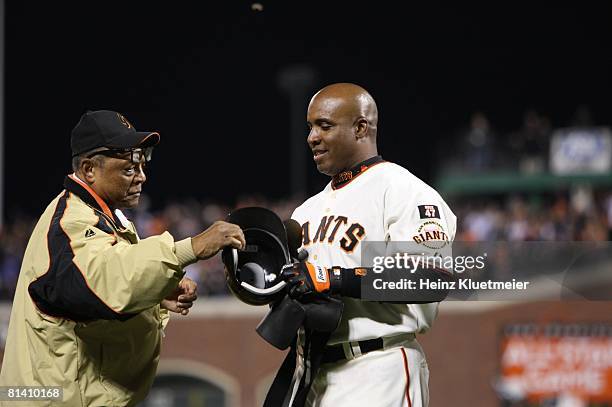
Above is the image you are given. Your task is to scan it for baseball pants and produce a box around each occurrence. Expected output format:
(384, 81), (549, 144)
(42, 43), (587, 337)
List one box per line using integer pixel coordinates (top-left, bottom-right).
(305, 334), (429, 407)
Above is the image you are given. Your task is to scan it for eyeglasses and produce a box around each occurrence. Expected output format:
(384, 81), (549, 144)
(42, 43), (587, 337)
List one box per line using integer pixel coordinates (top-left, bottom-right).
(87, 147), (153, 164)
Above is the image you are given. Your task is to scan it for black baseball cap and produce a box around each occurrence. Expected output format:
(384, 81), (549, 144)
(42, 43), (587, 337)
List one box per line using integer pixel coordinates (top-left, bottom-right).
(71, 110), (160, 157)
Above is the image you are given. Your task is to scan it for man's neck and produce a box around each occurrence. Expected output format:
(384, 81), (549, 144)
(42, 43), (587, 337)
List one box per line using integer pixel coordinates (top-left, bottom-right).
(330, 155), (384, 190)
(337, 152), (379, 176)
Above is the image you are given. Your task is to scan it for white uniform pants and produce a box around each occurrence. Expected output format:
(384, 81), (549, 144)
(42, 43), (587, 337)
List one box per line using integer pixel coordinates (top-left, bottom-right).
(305, 335), (429, 407)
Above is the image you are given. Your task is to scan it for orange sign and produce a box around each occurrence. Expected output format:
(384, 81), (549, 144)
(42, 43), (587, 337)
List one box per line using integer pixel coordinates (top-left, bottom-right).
(500, 331), (612, 402)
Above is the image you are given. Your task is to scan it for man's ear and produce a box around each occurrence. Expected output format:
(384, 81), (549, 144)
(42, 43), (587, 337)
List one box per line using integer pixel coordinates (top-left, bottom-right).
(355, 117), (369, 140)
(81, 159), (96, 183)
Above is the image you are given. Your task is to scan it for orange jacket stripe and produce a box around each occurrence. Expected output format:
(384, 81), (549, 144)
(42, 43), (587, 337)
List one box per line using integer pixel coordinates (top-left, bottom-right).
(68, 173), (114, 219)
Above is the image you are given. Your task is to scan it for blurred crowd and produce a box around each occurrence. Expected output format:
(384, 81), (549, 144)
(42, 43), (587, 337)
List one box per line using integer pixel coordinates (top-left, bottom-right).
(454, 191), (612, 242)
(444, 105), (612, 240)
(445, 105), (597, 174)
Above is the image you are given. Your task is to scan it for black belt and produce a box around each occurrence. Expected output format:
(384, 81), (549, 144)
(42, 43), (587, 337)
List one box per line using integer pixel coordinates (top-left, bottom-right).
(320, 337), (384, 364)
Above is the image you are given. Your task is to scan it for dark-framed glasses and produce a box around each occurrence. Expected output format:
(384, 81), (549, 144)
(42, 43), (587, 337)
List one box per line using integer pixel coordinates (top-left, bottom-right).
(87, 146), (154, 164)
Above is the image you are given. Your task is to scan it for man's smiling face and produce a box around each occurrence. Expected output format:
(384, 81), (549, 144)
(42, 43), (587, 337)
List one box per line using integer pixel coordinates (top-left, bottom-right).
(306, 96), (361, 176)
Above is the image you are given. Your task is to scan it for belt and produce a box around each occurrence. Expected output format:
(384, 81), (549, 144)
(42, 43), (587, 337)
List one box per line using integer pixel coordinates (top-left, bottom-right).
(321, 337), (384, 364)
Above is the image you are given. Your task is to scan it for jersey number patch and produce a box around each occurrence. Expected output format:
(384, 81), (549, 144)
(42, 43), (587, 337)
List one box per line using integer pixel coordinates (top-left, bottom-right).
(418, 205), (440, 219)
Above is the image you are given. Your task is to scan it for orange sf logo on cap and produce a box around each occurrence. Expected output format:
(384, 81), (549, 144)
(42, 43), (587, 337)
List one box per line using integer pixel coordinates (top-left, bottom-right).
(117, 113), (132, 129)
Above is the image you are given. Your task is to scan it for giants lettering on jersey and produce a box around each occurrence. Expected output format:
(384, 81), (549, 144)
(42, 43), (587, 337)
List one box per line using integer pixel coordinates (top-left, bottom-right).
(413, 220), (449, 249)
(301, 215), (365, 253)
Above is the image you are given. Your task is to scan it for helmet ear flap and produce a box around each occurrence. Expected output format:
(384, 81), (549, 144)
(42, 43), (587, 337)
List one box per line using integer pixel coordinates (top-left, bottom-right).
(222, 207), (293, 306)
(240, 262), (268, 289)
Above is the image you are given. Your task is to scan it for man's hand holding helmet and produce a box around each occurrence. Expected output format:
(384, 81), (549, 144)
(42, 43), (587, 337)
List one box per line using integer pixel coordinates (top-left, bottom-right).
(191, 221), (245, 259)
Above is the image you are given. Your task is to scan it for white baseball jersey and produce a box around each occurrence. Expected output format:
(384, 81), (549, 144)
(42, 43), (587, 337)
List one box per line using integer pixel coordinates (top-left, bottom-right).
(291, 156), (457, 345)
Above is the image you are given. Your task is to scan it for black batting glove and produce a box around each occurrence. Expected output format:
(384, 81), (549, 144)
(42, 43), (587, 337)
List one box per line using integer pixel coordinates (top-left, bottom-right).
(281, 261), (334, 300)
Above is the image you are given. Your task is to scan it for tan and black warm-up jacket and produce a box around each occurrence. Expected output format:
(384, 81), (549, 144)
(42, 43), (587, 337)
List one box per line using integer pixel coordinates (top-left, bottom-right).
(0, 174), (197, 406)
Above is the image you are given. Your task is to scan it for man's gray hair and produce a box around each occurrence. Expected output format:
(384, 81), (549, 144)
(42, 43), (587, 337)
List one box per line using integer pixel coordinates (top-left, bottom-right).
(71, 153), (106, 172)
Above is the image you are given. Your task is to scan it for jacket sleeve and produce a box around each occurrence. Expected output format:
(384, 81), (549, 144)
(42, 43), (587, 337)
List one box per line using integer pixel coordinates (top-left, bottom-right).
(28, 217), (197, 321)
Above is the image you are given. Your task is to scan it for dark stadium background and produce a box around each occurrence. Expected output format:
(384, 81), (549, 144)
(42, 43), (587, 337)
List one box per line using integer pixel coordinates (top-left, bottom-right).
(4, 1), (610, 216)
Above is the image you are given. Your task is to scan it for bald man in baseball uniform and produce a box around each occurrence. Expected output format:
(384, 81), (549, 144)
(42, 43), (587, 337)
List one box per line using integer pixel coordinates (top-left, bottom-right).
(267, 83), (457, 407)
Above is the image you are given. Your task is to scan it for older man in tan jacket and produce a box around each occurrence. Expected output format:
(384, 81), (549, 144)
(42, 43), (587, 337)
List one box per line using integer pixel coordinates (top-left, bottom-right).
(0, 110), (245, 406)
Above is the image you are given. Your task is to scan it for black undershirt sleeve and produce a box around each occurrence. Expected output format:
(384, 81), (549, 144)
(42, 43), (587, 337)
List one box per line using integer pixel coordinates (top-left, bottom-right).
(331, 266), (454, 304)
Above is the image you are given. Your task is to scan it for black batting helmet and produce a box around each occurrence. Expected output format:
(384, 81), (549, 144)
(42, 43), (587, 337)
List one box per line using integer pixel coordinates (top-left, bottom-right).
(221, 207), (293, 306)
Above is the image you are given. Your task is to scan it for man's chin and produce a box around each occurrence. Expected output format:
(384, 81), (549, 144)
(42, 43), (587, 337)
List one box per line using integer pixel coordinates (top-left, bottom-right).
(121, 197), (140, 209)
(315, 162), (335, 177)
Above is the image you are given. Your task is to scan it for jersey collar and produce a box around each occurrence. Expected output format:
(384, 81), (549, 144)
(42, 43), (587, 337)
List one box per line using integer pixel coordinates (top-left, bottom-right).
(331, 155), (385, 190)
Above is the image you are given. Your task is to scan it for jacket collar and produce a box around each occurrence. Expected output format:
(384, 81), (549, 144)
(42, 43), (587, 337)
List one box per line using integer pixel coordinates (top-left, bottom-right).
(331, 155), (385, 190)
(64, 174), (124, 228)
